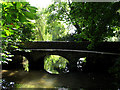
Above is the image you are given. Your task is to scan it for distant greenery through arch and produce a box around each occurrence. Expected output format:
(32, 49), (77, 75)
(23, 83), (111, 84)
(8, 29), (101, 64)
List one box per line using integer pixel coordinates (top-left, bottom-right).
(44, 55), (69, 74)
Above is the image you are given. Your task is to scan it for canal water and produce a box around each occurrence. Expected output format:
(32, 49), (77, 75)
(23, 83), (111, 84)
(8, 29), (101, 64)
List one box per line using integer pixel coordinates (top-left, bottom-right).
(1, 70), (119, 89)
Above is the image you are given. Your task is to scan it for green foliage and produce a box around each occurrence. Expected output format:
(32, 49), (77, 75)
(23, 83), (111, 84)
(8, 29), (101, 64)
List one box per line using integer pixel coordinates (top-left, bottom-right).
(34, 8), (68, 41)
(44, 55), (69, 74)
(71, 2), (120, 48)
(105, 26), (120, 42)
(34, 9), (52, 41)
(1, 2), (38, 63)
(82, 57), (86, 63)
(22, 56), (29, 72)
(47, 1), (120, 49)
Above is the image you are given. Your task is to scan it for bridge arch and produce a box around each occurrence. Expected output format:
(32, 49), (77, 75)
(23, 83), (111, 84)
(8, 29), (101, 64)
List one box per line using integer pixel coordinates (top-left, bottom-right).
(44, 55), (69, 74)
(10, 50), (87, 72)
(28, 51), (86, 71)
(3, 41), (120, 73)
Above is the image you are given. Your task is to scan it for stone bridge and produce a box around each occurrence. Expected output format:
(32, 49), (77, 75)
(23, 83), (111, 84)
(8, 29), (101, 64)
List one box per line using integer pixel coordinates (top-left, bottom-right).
(3, 41), (120, 72)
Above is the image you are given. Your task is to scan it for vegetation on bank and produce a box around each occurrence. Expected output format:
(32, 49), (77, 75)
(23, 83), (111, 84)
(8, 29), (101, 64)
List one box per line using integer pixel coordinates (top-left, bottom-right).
(1, 1), (38, 63)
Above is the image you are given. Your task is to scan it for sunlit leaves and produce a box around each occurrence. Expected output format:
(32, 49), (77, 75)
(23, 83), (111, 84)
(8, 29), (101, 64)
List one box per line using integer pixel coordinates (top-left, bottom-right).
(22, 11), (37, 20)
(2, 1), (38, 62)
(2, 1), (38, 39)
(34, 8), (68, 41)
(46, 1), (70, 23)
(27, 6), (38, 13)
(16, 2), (22, 9)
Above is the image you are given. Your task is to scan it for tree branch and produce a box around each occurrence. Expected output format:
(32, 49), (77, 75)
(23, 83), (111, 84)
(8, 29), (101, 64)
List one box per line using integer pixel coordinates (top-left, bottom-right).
(67, 0), (81, 34)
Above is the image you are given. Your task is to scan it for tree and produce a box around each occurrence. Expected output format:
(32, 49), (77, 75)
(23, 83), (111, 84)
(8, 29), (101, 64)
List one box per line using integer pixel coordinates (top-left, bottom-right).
(34, 8), (68, 41)
(34, 9), (52, 41)
(47, 1), (120, 48)
(1, 2), (38, 63)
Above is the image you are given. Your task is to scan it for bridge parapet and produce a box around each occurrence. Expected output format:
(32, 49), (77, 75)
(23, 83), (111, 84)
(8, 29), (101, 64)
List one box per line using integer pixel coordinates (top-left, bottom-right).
(18, 41), (120, 54)
(18, 41), (89, 50)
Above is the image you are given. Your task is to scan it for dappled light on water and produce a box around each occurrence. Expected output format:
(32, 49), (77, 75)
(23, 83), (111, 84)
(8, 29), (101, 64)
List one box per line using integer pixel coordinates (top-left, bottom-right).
(2, 70), (117, 89)
(8, 71), (18, 76)
(16, 74), (56, 88)
(2, 70), (58, 88)
(2, 70), (8, 73)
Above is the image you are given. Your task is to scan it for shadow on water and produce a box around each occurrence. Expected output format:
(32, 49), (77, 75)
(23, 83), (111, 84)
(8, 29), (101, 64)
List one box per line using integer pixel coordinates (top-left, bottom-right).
(2, 70), (120, 89)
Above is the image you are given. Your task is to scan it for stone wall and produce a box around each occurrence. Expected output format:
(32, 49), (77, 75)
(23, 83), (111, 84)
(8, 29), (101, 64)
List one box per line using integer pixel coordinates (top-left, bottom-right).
(3, 42), (120, 72)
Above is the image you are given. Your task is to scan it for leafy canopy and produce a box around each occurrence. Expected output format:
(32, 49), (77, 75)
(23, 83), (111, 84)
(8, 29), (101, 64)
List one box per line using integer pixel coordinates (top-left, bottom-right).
(47, 1), (120, 48)
(34, 8), (68, 41)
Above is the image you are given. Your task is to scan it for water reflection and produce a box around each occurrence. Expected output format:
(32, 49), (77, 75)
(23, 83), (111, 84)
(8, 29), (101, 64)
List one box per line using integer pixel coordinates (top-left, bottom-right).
(2, 70), (120, 89)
